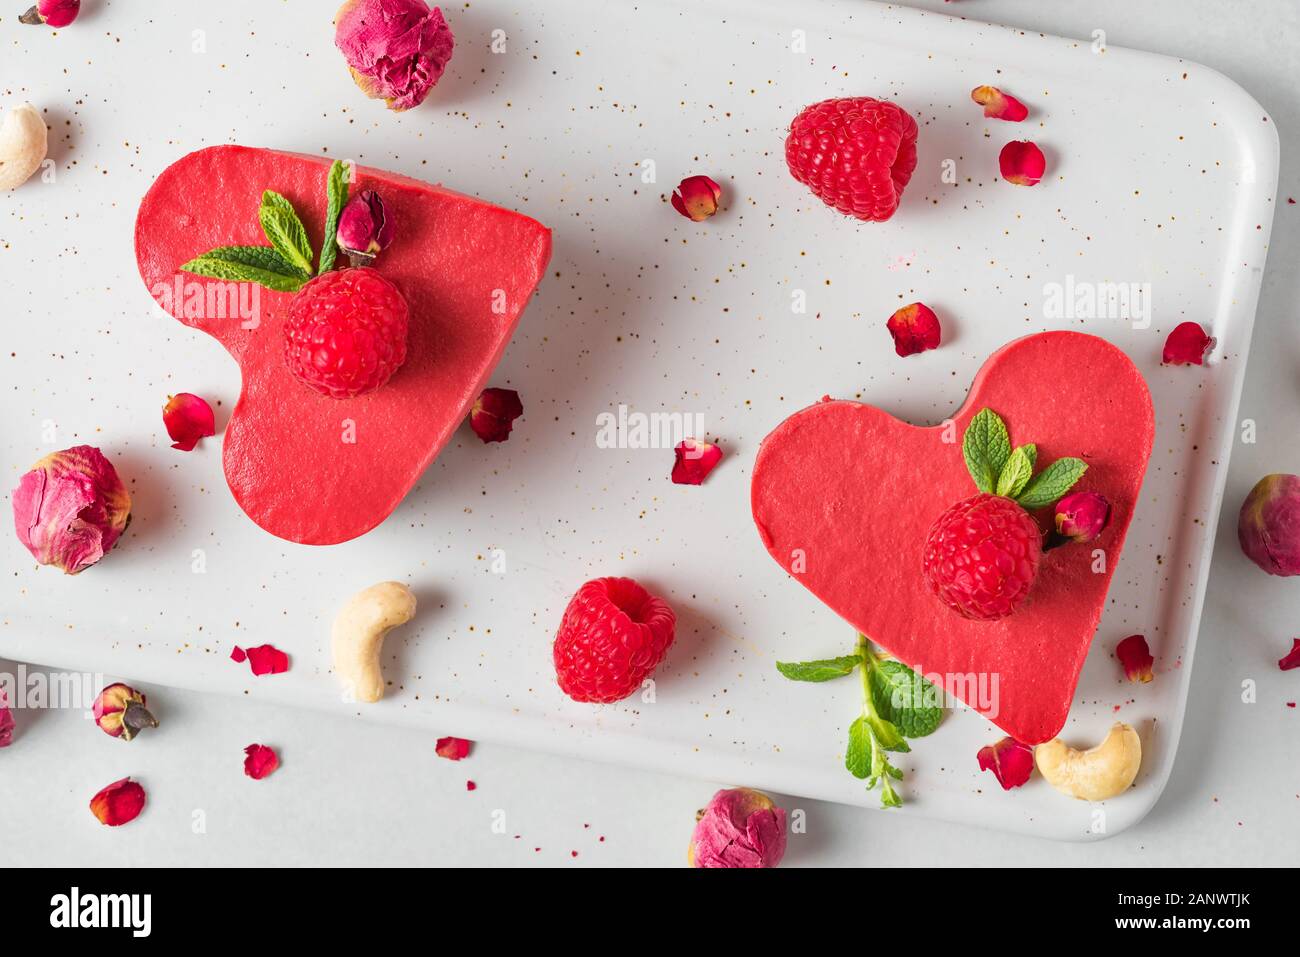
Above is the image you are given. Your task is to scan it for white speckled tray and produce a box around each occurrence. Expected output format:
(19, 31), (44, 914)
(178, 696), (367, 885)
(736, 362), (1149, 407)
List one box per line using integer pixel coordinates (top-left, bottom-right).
(0, 0), (1277, 840)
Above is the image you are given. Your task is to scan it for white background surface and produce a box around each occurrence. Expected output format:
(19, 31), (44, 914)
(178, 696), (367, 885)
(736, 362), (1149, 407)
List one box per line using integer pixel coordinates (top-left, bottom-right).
(2, 0), (1298, 866)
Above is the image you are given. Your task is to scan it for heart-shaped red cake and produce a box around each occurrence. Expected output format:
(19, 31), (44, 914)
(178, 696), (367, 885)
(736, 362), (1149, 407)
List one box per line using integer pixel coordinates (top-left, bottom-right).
(751, 332), (1154, 744)
(135, 146), (551, 544)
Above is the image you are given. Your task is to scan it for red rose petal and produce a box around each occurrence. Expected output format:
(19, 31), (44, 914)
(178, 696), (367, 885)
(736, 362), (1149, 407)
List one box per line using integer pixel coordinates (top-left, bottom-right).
(971, 85), (1028, 121)
(1117, 634), (1155, 683)
(469, 388), (523, 443)
(1280, 638), (1300, 671)
(436, 736), (472, 760)
(230, 645), (247, 663)
(671, 175), (722, 222)
(999, 140), (1046, 186)
(671, 438), (724, 485)
(243, 743), (279, 780)
(244, 643), (289, 676)
(89, 777), (146, 826)
(1162, 322), (1215, 366)
(466, 780), (477, 791)
(162, 392), (216, 452)
(976, 737), (1034, 790)
(886, 302), (942, 357)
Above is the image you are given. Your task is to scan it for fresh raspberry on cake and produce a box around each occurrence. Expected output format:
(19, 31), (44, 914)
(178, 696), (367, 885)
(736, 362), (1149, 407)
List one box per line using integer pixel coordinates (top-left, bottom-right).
(785, 97), (919, 222)
(553, 577), (676, 703)
(283, 267), (410, 399)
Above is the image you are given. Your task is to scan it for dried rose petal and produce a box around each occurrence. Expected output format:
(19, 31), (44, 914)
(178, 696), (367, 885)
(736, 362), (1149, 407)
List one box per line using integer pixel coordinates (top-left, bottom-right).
(1280, 638), (1300, 671)
(671, 175), (722, 222)
(971, 85), (1028, 121)
(976, 736), (1034, 790)
(469, 387), (523, 443)
(999, 140), (1046, 186)
(466, 780), (477, 791)
(230, 645), (247, 663)
(1117, 634), (1155, 683)
(1162, 322), (1215, 366)
(886, 302), (942, 357)
(244, 744), (280, 780)
(0, 689), (14, 748)
(162, 393), (216, 452)
(688, 788), (786, 868)
(436, 736), (472, 760)
(11, 445), (131, 575)
(334, 0), (455, 112)
(671, 438), (723, 485)
(244, 644), (289, 676)
(89, 777), (146, 826)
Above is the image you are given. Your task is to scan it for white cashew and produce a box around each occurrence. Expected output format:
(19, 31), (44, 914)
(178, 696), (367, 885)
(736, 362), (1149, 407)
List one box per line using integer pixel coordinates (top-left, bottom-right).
(0, 103), (48, 191)
(1034, 722), (1142, 801)
(331, 581), (416, 703)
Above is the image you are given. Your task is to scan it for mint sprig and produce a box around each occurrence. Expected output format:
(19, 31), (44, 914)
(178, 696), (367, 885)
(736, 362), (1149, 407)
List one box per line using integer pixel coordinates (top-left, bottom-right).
(776, 635), (944, 808)
(961, 408), (1087, 510)
(179, 160), (354, 293)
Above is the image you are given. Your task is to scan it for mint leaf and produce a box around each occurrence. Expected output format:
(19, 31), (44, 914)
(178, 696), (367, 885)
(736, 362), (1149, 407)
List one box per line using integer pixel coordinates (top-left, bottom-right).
(871, 660), (944, 738)
(996, 445), (1035, 499)
(846, 716), (872, 778)
(1022, 443), (1037, 469)
(962, 408), (1011, 494)
(1015, 457), (1089, 510)
(259, 190), (314, 276)
(865, 712), (910, 753)
(318, 160), (349, 274)
(179, 246), (309, 292)
(776, 655), (860, 682)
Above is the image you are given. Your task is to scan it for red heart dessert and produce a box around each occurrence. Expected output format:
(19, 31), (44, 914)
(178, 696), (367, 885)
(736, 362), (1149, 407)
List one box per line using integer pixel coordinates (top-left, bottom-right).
(751, 331), (1154, 744)
(135, 146), (551, 544)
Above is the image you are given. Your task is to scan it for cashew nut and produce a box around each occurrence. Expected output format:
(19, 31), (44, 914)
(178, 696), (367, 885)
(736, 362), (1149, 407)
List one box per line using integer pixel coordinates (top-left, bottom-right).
(0, 103), (48, 191)
(331, 581), (416, 703)
(1034, 722), (1142, 801)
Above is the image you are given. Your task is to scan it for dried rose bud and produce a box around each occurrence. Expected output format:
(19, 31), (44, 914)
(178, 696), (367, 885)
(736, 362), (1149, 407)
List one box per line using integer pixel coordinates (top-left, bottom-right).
(999, 140), (1046, 186)
(19, 0), (79, 27)
(688, 787), (786, 868)
(971, 85), (1028, 121)
(162, 392), (216, 452)
(469, 387), (523, 443)
(244, 744), (280, 780)
(1116, 634), (1155, 683)
(886, 302), (942, 357)
(336, 189), (394, 267)
(92, 682), (159, 741)
(670, 175), (722, 222)
(11, 445), (131, 575)
(671, 438), (723, 485)
(334, 0), (455, 111)
(1280, 638), (1300, 671)
(1054, 491), (1111, 543)
(1162, 321), (1215, 365)
(435, 736), (471, 760)
(976, 736), (1034, 790)
(1238, 474), (1300, 576)
(89, 777), (146, 826)
(0, 690), (14, 748)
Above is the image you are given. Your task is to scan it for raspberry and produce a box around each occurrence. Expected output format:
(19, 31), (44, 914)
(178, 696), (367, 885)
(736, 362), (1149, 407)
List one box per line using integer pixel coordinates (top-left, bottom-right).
(784, 97), (919, 222)
(921, 494), (1042, 621)
(283, 267), (409, 398)
(553, 577), (676, 703)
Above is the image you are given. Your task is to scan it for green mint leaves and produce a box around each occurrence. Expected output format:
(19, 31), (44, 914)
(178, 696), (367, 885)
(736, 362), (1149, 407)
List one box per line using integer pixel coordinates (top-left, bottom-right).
(180, 159), (353, 293)
(776, 635), (944, 808)
(962, 408), (1087, 509)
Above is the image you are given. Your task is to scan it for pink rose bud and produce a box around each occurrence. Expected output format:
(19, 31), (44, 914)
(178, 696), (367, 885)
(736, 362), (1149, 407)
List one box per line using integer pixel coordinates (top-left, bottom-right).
(1054, 491), (1111, 543)
(92, 683), (159, 741)
(0, 690), (14, 748)
(1238, 473), (1300, 576)
(11, 446), (131, 575)
(19, 0), (79, 27)
(334, 0), (455, 112)
(336, 189), (394, 267)
(688, 787), (787, 868)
